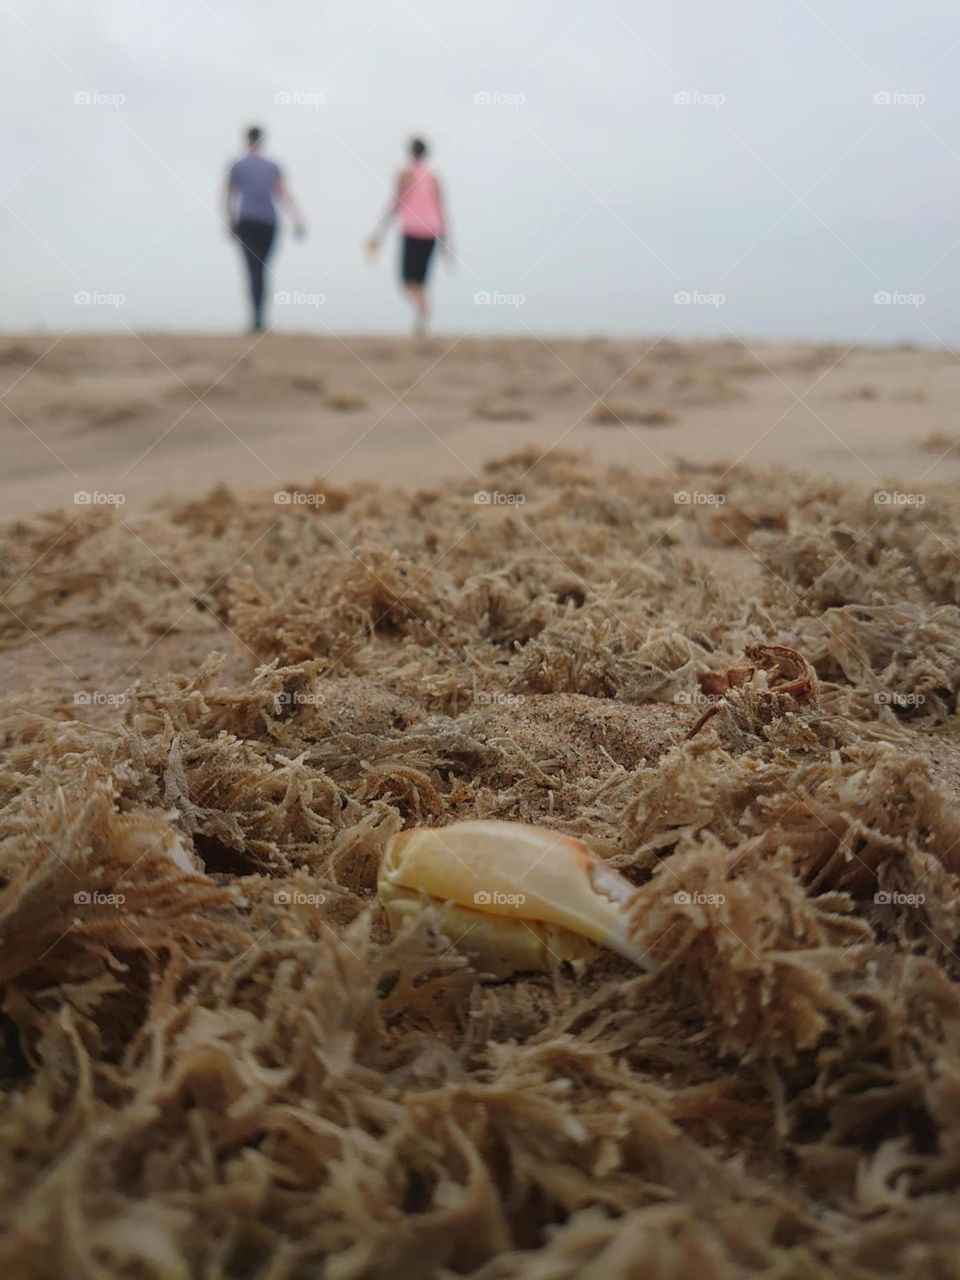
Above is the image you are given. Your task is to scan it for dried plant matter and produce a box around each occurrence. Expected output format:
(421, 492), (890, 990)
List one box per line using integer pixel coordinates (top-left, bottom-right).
(1, 453), (960, 1278)
(687, 642), (818, 738)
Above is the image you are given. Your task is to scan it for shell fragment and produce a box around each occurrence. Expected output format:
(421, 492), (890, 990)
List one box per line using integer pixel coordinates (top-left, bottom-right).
(378, 820), (651, 977)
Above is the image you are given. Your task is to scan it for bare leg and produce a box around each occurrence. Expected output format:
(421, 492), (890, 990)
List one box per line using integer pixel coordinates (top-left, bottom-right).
(404, 284), (429, 337)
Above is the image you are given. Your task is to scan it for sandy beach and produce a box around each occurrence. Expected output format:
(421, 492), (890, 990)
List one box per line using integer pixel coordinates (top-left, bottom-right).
(2, 333), (960, 1277)
(2, 332), (958, 516)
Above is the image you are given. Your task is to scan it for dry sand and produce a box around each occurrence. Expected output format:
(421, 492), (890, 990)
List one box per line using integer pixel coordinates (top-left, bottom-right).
(1, 332), (959, 516)
(1, 335), (960, 1279)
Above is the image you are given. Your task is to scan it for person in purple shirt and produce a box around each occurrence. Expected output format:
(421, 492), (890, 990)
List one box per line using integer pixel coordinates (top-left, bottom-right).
(224, 125), (305, 332)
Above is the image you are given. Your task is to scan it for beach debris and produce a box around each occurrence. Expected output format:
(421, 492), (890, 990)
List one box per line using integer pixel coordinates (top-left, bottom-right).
(324, 390), (368, 412)
(377, 819), (651, 977)
(687, 643), (818, 739)
(589, 399), (677, 426)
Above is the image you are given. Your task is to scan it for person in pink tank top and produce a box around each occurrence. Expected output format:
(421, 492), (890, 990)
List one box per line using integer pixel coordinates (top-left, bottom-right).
(367, 138), (449, 337)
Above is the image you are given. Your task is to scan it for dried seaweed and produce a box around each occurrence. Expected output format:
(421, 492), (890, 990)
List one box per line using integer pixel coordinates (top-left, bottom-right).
(1, 453), (960, 1278)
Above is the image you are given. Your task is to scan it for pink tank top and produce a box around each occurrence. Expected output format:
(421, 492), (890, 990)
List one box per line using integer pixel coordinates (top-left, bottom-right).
(397, 161), (443, 239)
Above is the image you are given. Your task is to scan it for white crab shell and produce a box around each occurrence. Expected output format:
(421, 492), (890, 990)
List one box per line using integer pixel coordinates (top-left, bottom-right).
(378, 819), (651, 977)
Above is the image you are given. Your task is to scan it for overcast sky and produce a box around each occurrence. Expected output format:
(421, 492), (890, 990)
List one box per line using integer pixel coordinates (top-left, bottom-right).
(2, 0), (959, 341)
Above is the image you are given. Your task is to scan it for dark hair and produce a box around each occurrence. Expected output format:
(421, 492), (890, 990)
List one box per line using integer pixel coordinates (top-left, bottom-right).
(410, 137), (427, 158)
(247, 125), (264, 147)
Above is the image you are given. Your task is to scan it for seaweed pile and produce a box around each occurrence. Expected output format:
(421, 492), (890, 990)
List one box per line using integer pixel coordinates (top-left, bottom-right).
(1, 450), (959, 1278)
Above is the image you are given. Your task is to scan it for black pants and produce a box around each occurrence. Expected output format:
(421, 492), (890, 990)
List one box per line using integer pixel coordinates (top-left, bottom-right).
(235, 218), (276, 329)
(401, 235), (437, 285)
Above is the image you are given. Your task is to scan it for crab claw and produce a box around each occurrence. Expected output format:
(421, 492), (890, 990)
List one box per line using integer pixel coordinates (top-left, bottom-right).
(378, 820), (652, 978)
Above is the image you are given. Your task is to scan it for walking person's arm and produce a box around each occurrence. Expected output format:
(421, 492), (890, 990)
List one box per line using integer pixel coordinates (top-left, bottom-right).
(275, 175), (305, 238)
(366, 170), (409, 258)
(223, 171), (237, 236)
(435, 175), (452, 262)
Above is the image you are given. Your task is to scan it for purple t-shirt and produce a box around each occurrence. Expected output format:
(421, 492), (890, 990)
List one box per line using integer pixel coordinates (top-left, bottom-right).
(229, 153), (281, 225)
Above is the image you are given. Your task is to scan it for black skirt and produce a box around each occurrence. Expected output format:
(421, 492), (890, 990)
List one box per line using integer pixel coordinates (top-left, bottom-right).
(401, 235), (437, 285)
